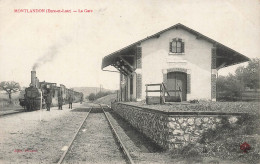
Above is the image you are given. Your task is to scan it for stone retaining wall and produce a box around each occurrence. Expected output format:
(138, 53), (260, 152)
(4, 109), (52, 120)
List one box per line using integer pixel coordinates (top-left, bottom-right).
(167, 115), (222, 149)
(111, 102), (247, 150)
(112, 102), (169, 147)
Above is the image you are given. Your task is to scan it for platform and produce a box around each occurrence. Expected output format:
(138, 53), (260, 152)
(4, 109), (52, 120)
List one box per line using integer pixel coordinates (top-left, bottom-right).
(111, 101), (258, 150)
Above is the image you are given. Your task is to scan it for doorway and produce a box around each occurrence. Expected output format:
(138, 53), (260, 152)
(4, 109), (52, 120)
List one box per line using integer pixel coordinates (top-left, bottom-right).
(167, 72), (187, 101)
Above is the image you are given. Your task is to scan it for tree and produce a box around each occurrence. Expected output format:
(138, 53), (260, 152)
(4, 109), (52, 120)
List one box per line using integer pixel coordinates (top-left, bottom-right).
(95, 91), (112, 99)
(217, 74), (243, 101)
(217, 58), (260, 101)
(0, 81), (21, 103)
(235, 58), (260, 91)
(88, 93), (96, 101)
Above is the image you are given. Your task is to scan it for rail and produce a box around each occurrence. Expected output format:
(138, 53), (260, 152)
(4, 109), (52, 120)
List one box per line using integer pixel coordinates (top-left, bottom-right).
(101, 105), (135, 164)
(0, 110), (25, 117)
(145, 83), (182, 104)
(57, 107), (92, 164)
(57, 105), (133, 164)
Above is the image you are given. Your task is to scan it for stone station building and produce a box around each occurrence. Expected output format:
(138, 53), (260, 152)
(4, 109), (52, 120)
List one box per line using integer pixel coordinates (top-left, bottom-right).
(102, 24), (252, 150)
(102, 23), (249, 103)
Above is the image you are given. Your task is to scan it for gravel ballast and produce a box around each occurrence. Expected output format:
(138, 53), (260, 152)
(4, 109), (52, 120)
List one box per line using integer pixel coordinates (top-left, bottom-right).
(64, 112), (126, 163)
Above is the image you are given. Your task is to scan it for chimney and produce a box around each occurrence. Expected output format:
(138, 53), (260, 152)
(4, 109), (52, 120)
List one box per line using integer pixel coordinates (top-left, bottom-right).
(31, 71), (36, 87)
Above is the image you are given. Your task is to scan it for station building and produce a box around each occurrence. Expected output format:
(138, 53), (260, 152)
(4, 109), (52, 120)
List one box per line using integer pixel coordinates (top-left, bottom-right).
(101, 23), (249, 102)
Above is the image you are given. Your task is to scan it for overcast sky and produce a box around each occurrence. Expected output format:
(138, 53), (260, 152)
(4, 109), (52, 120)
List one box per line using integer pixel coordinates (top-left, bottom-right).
(0, 0), (259, 89)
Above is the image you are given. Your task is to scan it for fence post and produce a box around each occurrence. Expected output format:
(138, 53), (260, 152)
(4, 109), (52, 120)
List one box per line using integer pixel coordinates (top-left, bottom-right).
(162, 84), (165, 104)
(179, 87), (182, 102)
(146, 85), (148, 105)
(116, 90), (118, 101)
(160, 84), (162, 104)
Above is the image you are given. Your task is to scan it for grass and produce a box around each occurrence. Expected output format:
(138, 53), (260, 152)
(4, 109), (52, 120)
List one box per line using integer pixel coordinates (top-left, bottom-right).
(0, 92), (23, 110)
(94, 94), (117, 106)
(172, 114), (260, 164)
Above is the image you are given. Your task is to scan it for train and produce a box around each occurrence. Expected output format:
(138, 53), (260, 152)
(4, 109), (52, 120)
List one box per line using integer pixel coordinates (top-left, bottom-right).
(19, 71), (83, 111)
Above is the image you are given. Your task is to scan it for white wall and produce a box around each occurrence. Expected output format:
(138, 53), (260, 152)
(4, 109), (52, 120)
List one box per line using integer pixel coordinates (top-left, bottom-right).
(140, 28), (213, 101)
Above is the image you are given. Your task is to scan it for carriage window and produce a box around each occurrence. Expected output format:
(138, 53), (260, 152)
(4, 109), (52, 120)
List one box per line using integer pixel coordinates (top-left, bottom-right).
(169, 38), (184, 53)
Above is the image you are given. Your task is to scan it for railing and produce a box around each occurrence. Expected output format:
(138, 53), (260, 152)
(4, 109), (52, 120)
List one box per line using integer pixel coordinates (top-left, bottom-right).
(145, 83), (182, 104)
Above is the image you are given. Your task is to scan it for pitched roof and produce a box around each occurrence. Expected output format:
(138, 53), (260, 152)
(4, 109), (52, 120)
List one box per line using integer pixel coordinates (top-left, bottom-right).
(102, 23), (249, 69)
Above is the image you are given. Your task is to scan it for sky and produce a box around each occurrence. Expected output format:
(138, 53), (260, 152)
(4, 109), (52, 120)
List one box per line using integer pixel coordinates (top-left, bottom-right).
(0, 0), (259, 90)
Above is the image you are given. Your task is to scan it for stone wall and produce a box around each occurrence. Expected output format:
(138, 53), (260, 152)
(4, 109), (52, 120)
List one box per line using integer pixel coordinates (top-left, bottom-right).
(112, 102), (246, 150)
(168, 115), (222, 149)
(112, 102), (169, 147)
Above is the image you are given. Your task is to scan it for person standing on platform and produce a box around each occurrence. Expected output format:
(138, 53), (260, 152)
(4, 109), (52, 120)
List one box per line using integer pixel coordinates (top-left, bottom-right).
(80, 94), (83, 104)
(68, 94), (73, 109)
(45, 92), (52, 111)
(58, 96), (63, 110)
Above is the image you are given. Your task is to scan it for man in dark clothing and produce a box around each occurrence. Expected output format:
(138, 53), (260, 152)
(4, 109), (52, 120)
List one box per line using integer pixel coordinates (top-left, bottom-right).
(68, 95), (73, 109)
(58, 96), (63, 110)
(80, 94), (83, 104)
(45, 92), (52, 111)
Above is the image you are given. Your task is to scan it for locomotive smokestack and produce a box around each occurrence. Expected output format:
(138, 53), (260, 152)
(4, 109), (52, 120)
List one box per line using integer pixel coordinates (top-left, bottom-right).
(31, 71), (36, 87)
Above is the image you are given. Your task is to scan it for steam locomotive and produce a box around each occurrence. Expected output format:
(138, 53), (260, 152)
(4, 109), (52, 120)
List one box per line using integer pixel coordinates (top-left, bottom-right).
(19, 71), (83, 111)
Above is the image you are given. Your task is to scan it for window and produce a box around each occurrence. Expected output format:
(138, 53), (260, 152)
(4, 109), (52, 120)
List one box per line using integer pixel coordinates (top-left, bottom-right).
(169, 38), (184, 53)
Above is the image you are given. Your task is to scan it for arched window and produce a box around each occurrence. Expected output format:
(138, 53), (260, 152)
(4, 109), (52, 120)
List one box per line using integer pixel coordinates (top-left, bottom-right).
(169, 38), (185, 53)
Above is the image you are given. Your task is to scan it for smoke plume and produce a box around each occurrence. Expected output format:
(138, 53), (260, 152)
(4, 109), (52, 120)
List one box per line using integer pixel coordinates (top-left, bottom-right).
(32, 45), (58, 71)
(32, 36), (71, 71)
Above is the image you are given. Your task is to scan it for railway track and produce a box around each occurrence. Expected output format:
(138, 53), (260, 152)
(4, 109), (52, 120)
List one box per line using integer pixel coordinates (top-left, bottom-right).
(102, 105), (134, 164)
(0, 110), (25, 117)
(57, 105), (134, 164)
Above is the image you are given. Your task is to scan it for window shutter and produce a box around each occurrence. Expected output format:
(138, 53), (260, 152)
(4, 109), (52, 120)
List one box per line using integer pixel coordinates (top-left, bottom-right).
(169, 42), (172, 52)
(181, 42), (185, 53)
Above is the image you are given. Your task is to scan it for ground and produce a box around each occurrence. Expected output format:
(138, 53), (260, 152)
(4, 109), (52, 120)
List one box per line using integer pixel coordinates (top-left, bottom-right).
(0, 103), (90, 163)
(1, 98), (259, 163)
(93, 93), (117, 106)
(0, 102), (174, 163)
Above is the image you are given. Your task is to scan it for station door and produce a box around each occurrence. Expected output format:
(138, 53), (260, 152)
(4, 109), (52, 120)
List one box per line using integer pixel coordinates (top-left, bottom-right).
(167, 72), (187, 101)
